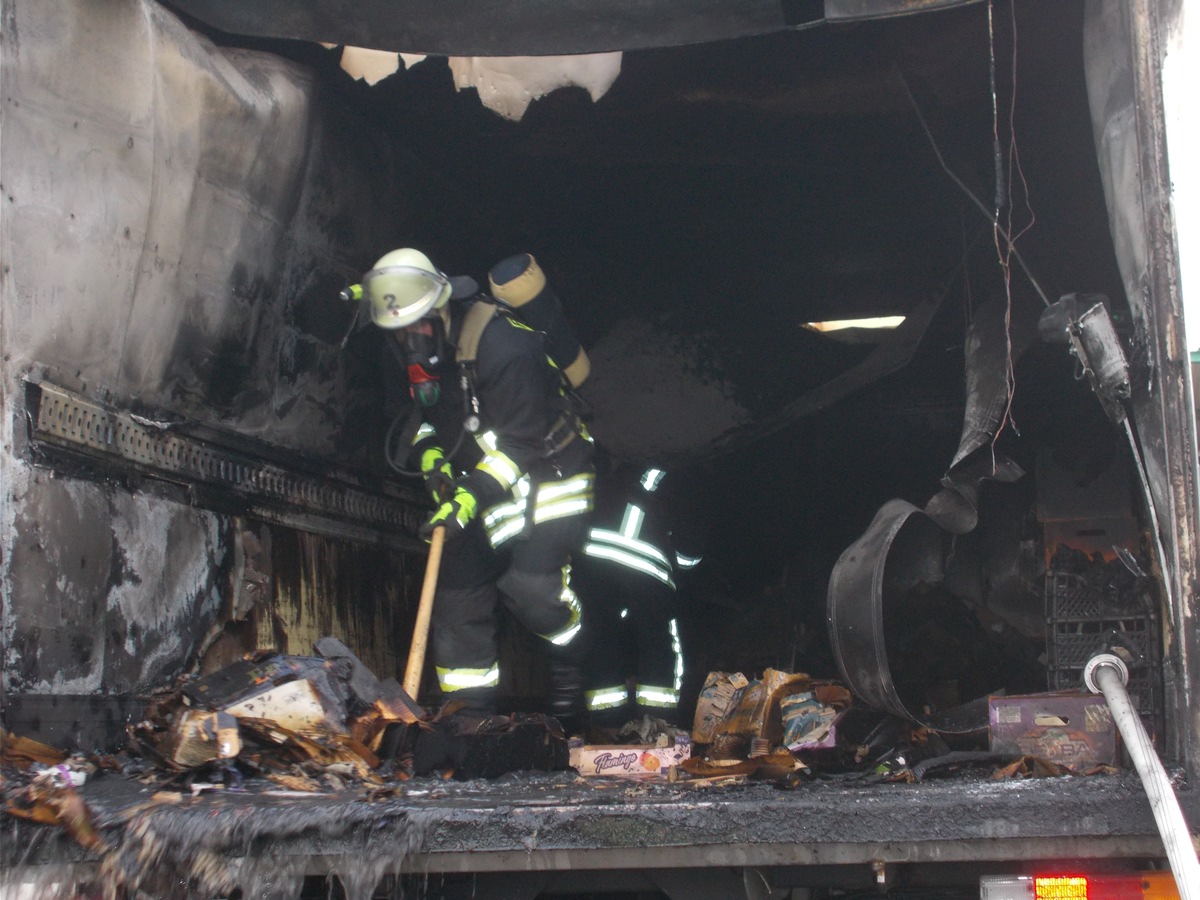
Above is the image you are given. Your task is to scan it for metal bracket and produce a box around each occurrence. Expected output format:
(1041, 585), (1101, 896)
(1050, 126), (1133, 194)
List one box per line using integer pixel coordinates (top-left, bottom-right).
(25, 380), (426, 549)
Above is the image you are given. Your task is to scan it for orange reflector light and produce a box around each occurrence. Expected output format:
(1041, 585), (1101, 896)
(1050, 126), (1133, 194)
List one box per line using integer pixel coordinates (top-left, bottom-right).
(1138, 873), (1181, 900)
(1035, 877), (1089, 900)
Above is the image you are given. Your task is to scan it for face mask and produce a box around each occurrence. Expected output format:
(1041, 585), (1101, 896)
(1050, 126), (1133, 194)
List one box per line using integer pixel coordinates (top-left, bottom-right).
(407, 362), (441, 407)
(401, 317), (446, 407)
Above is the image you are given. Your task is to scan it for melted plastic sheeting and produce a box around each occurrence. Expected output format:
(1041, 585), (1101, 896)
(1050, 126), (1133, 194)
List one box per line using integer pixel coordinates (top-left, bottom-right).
(828, 499), (1004, 733)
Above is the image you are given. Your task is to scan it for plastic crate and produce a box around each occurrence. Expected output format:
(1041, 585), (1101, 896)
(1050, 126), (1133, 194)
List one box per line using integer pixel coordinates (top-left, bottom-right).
(1044, 570), (1162, 730)
(1047, 621), (1151, 670)
(1044, 570), (1145, 622)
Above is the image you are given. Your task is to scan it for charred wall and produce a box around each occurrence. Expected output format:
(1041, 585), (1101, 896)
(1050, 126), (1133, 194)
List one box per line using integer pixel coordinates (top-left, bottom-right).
(0, 0), (423, 724)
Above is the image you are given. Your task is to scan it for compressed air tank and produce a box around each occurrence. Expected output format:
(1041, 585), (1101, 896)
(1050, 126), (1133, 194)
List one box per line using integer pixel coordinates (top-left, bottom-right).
(488, 253), (591, 388)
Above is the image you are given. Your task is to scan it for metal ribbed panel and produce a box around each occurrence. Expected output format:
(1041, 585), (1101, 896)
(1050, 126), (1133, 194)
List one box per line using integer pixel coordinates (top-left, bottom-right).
(28, 381), (425, 548)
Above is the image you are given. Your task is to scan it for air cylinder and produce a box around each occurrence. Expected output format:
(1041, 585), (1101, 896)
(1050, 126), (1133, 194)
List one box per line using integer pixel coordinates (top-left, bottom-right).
(488, 253), (590, 388)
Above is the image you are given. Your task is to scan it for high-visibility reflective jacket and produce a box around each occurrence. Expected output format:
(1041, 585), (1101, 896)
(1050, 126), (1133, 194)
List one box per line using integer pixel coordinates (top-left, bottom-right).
(582, 467), (702, 588)
(410, 300), (595, 547)
(579, 466), (702, 714)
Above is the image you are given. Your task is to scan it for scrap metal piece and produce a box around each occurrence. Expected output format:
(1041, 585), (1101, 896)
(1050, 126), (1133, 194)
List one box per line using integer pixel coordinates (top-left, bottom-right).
(828, 500), (943, 724)
(1066, 299), (1132, 424)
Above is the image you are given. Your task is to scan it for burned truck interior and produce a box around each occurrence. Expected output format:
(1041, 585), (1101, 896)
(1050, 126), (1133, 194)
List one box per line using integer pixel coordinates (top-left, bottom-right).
(3, 0), (1198, 896)
(149, 0), (1147, 734)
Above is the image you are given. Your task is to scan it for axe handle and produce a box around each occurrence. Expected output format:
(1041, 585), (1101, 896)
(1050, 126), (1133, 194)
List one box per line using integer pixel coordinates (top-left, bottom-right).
(403, 526), (445, 700)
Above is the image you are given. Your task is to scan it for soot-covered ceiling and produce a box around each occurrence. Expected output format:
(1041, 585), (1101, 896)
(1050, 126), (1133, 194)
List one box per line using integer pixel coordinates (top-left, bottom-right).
(187, 1), (1123, 600)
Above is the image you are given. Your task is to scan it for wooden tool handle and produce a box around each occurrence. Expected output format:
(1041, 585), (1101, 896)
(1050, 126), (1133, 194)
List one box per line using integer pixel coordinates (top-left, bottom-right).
(403, 526), (445, 700)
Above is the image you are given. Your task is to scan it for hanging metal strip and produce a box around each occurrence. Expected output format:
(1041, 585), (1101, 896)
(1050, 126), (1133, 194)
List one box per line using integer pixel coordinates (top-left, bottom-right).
(25, 381), (426, 550)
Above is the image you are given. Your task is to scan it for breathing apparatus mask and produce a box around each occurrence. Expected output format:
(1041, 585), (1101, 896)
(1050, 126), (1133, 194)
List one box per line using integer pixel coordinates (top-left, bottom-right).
(399, 315), (446, 407)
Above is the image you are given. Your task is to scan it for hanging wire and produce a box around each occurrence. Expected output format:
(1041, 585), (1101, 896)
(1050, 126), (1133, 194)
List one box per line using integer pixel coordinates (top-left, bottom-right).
(988, 0), (1017, 453)
(896, 0), (1047, 476)
(896, 70), (1050, 309)
(988, 0), (1040, 453)
(989, 0), (1006, 219)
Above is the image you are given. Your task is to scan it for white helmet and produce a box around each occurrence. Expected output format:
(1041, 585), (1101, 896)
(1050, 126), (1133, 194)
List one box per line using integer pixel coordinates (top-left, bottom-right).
(363, 248), (451, 329)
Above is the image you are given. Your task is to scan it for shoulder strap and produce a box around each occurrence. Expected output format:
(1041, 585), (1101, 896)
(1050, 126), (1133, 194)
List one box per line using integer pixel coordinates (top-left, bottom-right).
(456, 300), (499, 365)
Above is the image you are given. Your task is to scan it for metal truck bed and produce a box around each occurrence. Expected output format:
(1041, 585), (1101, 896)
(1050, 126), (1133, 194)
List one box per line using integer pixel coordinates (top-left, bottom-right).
(3, 768), (1194, 898)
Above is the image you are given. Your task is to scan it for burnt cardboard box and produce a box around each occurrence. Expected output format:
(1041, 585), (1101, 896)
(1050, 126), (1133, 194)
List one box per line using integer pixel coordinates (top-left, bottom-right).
(182, 653), (350, 734)
(692, 672), (749, 744)
(164, 709), (241, 769)
(988, 692), (1119, 771)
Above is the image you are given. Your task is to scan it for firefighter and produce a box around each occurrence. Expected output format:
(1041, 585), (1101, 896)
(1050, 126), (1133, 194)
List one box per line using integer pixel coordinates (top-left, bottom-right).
(574, 462), (704, 729)
(360, 247), (595, 732)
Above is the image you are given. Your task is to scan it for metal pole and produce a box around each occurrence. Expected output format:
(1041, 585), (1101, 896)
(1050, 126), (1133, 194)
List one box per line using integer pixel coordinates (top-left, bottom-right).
(1085, 653), (1200, 900)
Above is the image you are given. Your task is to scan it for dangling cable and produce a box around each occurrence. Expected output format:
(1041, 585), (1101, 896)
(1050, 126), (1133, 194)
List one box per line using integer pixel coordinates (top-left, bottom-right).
(988, 0), (1038, 460)
(896, 68), (1049, 307)
(987, 0), (1018, 461)
(897, 0), (1041, 478)
(988, 0), (1006, 223)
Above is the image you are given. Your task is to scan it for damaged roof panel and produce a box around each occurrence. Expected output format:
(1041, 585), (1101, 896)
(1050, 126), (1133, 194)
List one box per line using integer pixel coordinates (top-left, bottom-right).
(163, 0), (983, 55)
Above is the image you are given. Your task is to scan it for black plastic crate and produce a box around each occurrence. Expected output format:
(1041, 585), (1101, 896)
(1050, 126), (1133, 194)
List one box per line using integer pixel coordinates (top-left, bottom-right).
(1048, 620), (1151, 670)
(1044, 570), (1147, 622)
(1044, 569), (1162, 730)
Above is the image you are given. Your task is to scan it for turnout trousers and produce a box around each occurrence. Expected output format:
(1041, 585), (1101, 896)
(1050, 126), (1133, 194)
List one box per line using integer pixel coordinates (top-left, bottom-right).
(575, 562), (683, 725)
(430, 512), (588, 715)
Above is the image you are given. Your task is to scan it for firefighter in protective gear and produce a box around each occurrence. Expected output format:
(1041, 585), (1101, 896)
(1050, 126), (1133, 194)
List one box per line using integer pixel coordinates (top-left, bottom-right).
(574, 463), (703, 727)
(366, 248), (595, 731)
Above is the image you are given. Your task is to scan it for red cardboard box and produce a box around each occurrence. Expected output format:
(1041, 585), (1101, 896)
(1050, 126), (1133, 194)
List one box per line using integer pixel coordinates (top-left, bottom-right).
(988, 692), (1119, 771)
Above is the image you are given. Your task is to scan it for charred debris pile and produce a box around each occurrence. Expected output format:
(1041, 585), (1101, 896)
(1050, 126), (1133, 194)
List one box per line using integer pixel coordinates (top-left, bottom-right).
(2, 622), (1131, 892)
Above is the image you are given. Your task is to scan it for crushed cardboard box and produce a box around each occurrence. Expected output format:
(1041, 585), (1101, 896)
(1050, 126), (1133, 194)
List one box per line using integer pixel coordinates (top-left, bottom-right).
(782, 684), (852, 751)
(692, 672), (749, 744)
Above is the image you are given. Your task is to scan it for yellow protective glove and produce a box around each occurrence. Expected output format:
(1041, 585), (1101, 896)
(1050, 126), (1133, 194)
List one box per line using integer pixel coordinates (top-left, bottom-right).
(421, 485), (478, 541)
(419, 445), (455, 504)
